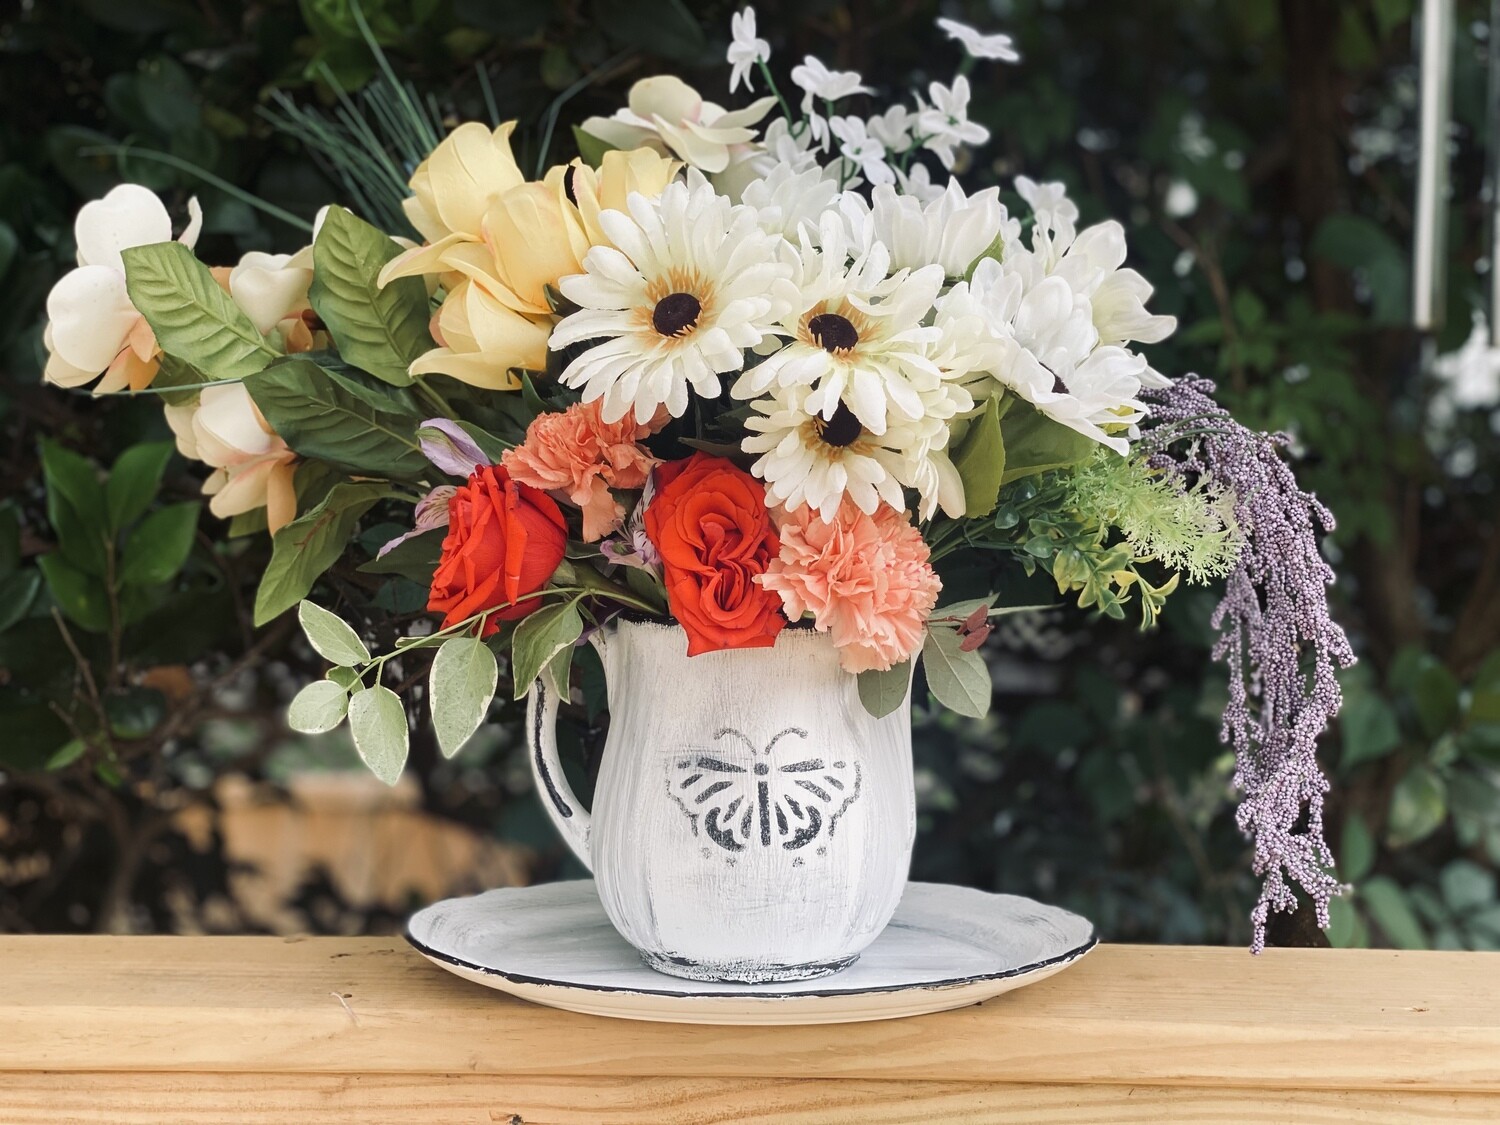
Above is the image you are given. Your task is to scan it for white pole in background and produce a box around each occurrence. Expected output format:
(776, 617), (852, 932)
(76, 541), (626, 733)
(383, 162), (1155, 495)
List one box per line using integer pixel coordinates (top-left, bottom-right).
(1414, 0), (1454, 332)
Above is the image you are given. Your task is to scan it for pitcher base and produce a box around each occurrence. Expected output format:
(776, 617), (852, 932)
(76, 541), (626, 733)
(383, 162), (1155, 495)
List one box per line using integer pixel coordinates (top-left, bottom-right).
(639, 949), (859, 984)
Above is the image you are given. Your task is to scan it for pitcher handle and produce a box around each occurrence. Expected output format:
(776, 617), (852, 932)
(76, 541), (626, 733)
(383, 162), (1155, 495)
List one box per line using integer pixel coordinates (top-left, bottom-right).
(525, 677), (593, 870)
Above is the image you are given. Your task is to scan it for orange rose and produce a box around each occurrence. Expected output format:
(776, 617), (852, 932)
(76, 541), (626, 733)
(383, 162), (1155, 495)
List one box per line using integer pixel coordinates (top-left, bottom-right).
(644, 453), (786, 656)
(428, 465), (567, 637)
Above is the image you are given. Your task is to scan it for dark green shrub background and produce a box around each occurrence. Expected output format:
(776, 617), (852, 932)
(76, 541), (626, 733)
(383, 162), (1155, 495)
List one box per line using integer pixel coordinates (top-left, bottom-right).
(1, 0), (1497, 947)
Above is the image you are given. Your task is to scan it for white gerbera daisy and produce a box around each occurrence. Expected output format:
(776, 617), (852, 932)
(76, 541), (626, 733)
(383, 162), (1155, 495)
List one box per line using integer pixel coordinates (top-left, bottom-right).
(743, 381), (969, 521)
(732, 208), (944, 435)
(550, 178), (793, 424)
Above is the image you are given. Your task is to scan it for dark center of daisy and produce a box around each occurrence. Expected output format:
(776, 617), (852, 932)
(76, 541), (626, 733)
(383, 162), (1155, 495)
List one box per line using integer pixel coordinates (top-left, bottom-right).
(808, 312), (859, 352)
(819, 402), (864, 447)
(652, 292), (702, 337)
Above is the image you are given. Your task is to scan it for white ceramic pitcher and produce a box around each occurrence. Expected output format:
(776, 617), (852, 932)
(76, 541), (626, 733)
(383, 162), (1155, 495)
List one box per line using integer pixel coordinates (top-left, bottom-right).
(526, 618), (916, 983)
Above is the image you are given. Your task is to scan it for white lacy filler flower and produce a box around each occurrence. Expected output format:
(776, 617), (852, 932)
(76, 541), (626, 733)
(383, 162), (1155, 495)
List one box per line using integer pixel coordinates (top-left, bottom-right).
(917, 77), (990, 170)
(743, 381), (967, 521)
(580, 76), (776, 175)
(165, 384), (297, 533)
(734, 207), (945, 436)
(727, 6), (771, 94)
(936, 17), (1020, 62)
(550, 177), (793, 424)
(44, 184), (202, 394)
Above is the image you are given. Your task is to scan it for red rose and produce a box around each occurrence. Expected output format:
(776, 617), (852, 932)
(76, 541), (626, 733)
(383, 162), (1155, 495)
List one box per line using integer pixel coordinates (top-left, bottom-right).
(644, 452), (786, 656)
(428, 465), (566, 637)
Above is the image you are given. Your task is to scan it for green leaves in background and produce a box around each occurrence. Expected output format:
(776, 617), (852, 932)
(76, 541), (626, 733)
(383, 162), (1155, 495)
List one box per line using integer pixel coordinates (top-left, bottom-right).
(921, 627), (991, 718)
(254, 482), (389, 625)
(121, 242), (277, 379)
(347, 684), (409, 785)
(118, 502), (199, 586)
(105, 441), (174, 532)
(430, 636), (497, 757)
(297, 599), (370, 666)
(953, 395), (1006, 518)
(309, 205), (432, 385)
(245, 357), (428, 478)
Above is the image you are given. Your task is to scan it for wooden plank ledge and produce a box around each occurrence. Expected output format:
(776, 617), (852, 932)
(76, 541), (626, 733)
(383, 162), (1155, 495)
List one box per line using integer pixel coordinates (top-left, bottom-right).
(1, 936), (1497, 1123)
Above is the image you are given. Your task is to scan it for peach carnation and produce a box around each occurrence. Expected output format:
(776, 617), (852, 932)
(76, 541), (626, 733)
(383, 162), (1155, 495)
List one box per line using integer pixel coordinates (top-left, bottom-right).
(501, 400), (660, 541)
(758, 500), (941, 674)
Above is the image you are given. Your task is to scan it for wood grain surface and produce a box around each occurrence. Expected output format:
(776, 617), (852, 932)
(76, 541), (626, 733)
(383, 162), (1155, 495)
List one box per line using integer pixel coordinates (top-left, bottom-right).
(1, 936), (1497, 1122)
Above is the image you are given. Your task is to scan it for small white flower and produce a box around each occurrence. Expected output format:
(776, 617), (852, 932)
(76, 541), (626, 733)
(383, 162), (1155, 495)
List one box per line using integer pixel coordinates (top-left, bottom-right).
(936, 17), (1020, 62)
(727, 7), (771, 94)
(894, 162), (945, 204)
(1432, 314), (1500, 414)
(829, 116), (895, 186)
(550, 176), (794, 424)
(1014, 175), (1080, 248)
(790, 56), (872, 115)
(916, 77), (989, 170)
(866, 104), (918, 153)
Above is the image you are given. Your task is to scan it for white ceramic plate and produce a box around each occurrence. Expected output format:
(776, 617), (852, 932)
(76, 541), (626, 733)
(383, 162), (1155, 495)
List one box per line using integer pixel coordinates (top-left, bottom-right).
(406, 880), (1096, 1025)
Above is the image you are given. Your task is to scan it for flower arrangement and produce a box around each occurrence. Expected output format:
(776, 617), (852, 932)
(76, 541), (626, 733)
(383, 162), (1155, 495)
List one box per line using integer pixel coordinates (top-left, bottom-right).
(39, 10), (1351, 947)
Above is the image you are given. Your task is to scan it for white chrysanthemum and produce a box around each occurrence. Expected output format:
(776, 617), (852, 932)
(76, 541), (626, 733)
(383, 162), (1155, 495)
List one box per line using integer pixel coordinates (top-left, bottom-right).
(933, 257), (1149, 454)
(739, 163), (841, 241)
(550, 178), (793, 424)
(743, 381), (968, 521)
(733, 208), (944, 435)
(865, 180), (1016, 279)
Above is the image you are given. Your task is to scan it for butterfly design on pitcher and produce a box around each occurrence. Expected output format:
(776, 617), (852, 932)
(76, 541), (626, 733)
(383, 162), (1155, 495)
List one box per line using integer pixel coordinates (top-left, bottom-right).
(668, 727), (863, 855)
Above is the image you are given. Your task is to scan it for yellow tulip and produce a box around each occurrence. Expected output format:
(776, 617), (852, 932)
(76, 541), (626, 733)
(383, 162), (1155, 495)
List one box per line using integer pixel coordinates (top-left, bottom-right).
(408, 279), (551, 390)
(569, 147), (681, 247)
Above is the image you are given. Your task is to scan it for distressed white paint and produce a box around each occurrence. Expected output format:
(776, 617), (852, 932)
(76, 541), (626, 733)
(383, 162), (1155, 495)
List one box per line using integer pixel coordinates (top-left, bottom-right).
(526, 620), (916, 983)
(406, 880), (1098, 1024)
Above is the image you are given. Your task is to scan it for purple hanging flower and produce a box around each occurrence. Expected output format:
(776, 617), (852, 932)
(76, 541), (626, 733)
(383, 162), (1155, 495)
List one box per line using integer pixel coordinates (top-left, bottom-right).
(417, 418), (491, 477)
(377, 484), (457, 558)
(1141, 377), (1356, 952)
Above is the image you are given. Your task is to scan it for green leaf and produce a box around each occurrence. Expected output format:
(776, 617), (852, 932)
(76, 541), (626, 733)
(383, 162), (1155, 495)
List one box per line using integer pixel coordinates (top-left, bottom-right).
(430, 636), (498, 757)
(327, 666), (362, 690)
(921, 627), (991, 718)
(858, 661), (911, 718)
(510, 600), (583, 700)
(288, 679), (350, 734)
(245, 357), (427, 478)
(572, 124), (618, 168)
(1340, 813), (1375, 882)
(119, 502), (200, 587)
(297, 600), (370, 666)
(0, 570), (42, 633)
(998, 401), (1097, 484)
(1412, 658), (1461, 738)
(41, 440), (109, 577)
(1340, 692), (1401, 769)
(1361, 876), (1428, 950)
(122, 242), (277, 379)
(37, 554), (110, 632)
(358, 528), (443, 582)
(1385, 766), (1447, 849)
(45, 739), (87, 770)
(953, 395), (1006, 518)
(254, 483), (389, 626)
(105, 442), (174, 533)
(309, 205), (432, 385)
(1440, 860), (1495, 915)
(347, 685), (409, 785)
(149, 354), (213, 407)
